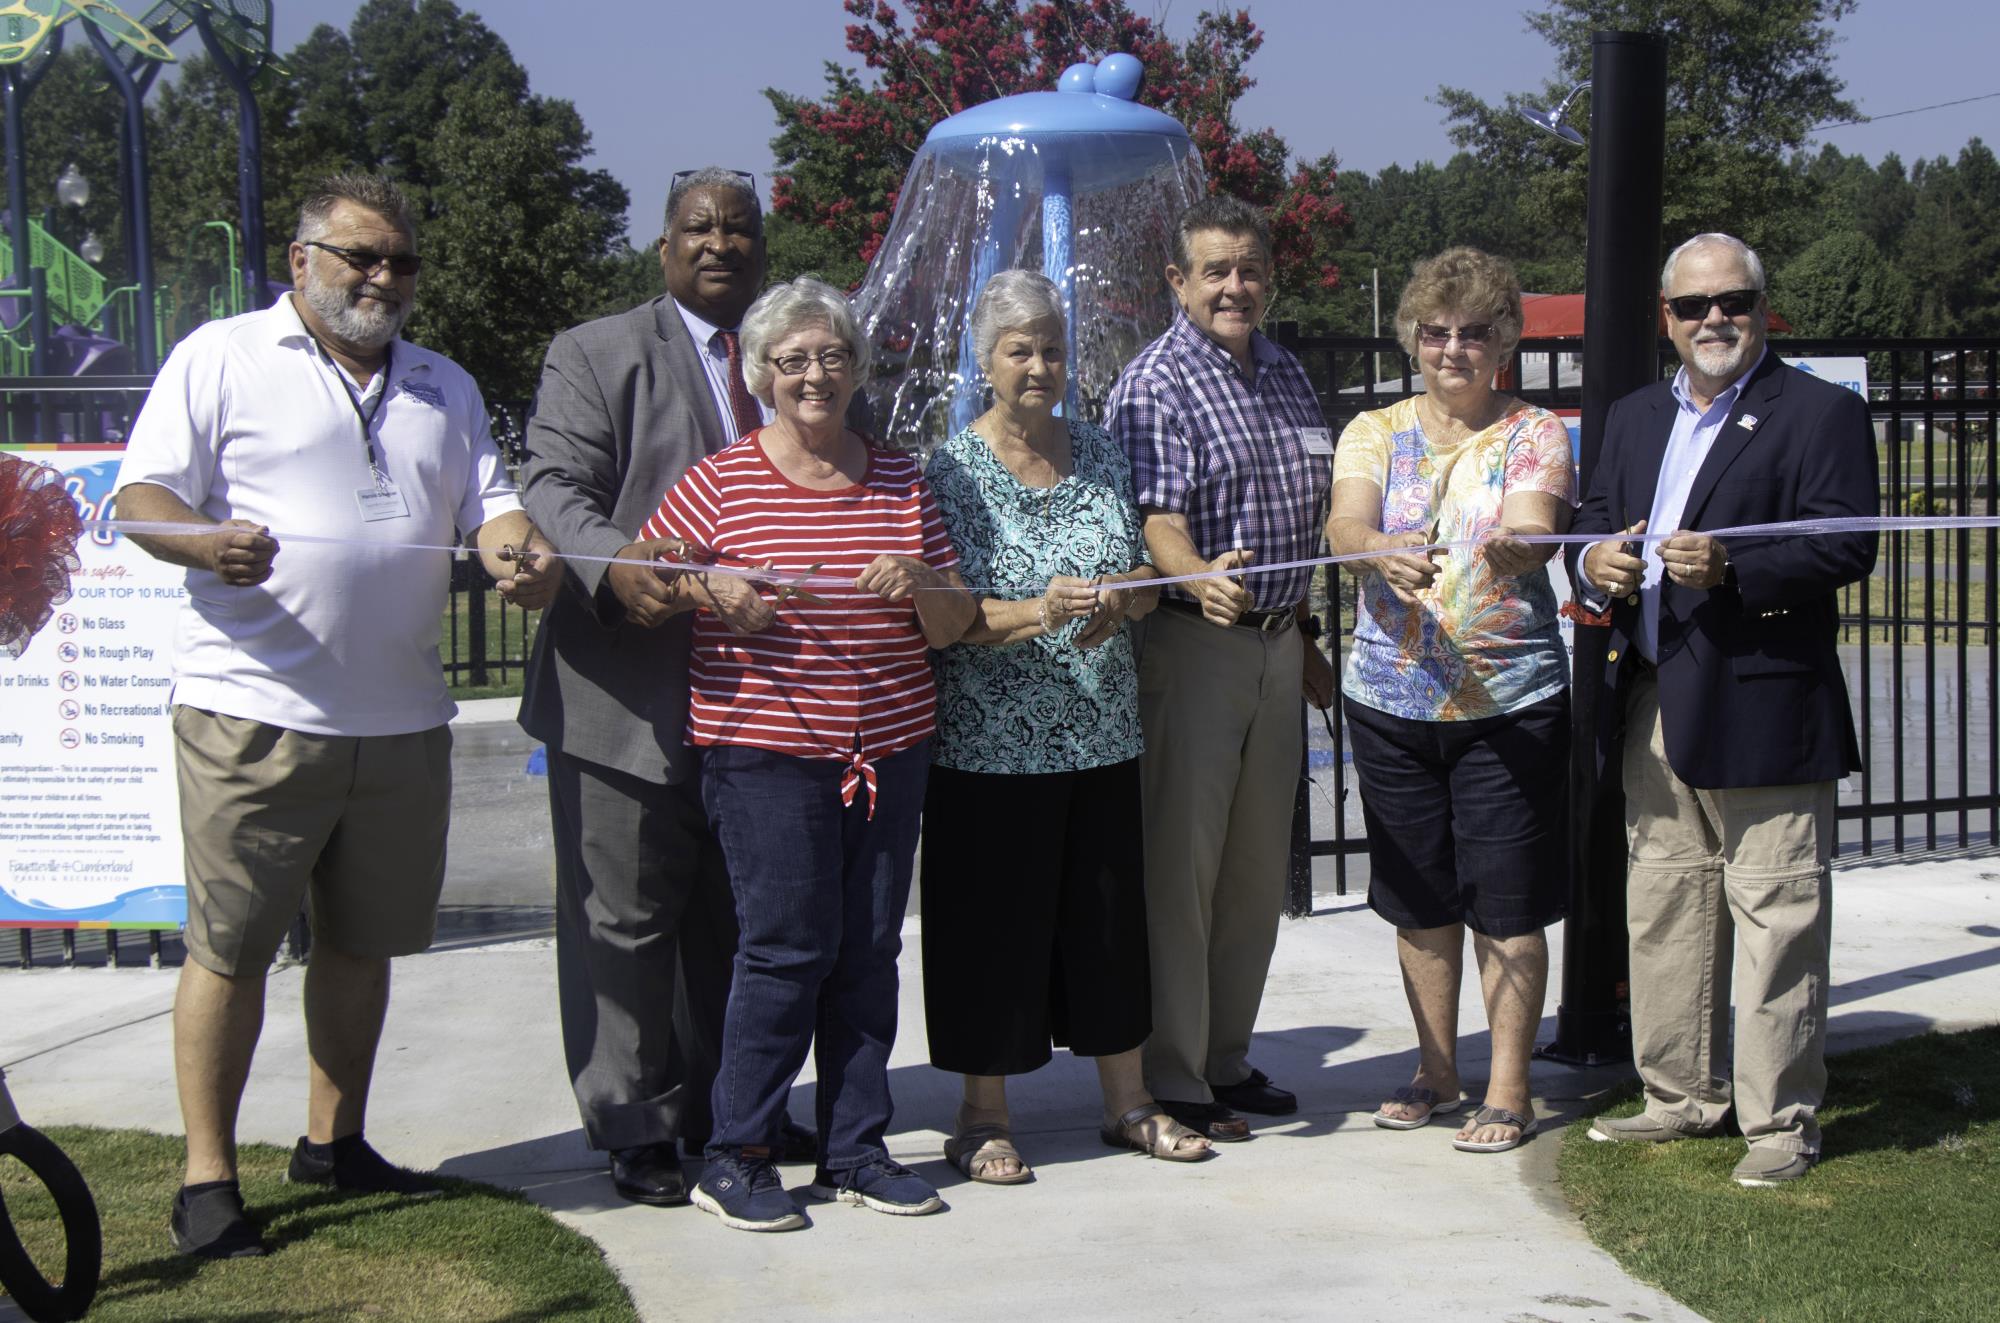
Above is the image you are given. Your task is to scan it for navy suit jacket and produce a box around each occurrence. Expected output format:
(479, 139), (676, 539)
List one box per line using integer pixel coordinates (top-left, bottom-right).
(1571, 353), (1878, 789)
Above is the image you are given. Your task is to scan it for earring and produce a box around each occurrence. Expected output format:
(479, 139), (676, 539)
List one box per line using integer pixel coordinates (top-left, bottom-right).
(1407, 354), (1419, 374)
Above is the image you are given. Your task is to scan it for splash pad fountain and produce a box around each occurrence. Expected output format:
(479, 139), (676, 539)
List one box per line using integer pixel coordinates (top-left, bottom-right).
(850, 53), (1205, 447)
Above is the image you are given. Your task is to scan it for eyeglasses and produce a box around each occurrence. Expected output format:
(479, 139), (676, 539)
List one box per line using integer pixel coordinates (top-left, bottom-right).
(1665, 288), (1760, 321)
(305, 241), (423, 277)
(1416, 322), (1494, 348)
(672, 169), (757, 191)
(770, 348), (853, 376)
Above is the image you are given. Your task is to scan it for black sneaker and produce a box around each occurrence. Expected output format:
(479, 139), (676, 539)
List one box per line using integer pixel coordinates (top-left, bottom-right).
(691, 1152), (806, 1232)
(170, 1180), (268, 1259)
(286, 1135), (444, 1197)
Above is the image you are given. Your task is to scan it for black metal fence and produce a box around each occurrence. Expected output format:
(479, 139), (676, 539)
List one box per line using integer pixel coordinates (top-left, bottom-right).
(1273, 331), (2000, 893)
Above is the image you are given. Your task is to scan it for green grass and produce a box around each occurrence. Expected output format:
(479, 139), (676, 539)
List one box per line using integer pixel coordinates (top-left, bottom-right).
(1560, 1026), (2000, 1323)
(0, 1127), (636, 1322)
(441, 588), (536, 702)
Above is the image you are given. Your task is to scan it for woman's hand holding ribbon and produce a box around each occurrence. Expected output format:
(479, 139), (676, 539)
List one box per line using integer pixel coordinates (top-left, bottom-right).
(1374, 531), (1445, 606)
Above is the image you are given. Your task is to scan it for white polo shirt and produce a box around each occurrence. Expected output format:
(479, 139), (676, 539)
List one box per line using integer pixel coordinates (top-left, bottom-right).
(115, 296), (522, 736)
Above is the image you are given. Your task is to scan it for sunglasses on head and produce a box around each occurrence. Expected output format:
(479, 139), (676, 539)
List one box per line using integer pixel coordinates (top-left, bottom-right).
(1416, 322), (1494, 348)
(672, 168), (757, 191)
(1665, 288), (1760, 321)
(305, 240), (422, 277)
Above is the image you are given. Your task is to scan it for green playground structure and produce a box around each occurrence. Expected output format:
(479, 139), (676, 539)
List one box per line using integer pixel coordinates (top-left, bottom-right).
(1, 1), (280, 386)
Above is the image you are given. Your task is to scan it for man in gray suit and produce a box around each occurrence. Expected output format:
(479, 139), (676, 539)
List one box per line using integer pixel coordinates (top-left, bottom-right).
(518, 167), (812, 1206)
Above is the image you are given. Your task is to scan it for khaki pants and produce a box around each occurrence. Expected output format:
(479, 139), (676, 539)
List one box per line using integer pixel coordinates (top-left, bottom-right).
(1136, 606), (1301, 1103)
(1622, 672), (1834, 1155)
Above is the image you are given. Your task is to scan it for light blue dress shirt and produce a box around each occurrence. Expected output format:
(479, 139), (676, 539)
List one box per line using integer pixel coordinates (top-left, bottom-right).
(1631, 347), (1767, 660)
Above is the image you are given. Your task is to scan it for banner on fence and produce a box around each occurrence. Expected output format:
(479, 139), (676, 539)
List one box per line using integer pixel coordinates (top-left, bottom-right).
(0, 445), (186, 929)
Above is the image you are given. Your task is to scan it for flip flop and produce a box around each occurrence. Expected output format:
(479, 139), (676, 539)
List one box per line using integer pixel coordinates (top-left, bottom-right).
(1372, 1086), (1466, 1131)
(1451, 1104), (1538, 1153)
(1099, 1105), (1215, 1162)
(944, 1123), (1034, 1185)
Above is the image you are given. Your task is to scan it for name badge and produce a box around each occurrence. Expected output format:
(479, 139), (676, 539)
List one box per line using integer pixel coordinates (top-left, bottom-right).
(1299, 427), (1334, 456)
(355, 482), (412, 522)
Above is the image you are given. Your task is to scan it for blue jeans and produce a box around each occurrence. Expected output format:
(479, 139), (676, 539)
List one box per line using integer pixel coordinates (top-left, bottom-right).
(700, 740), (929, 1171)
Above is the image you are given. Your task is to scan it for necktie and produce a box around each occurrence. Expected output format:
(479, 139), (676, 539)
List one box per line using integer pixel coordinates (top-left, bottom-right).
(717, 330), (763, 441)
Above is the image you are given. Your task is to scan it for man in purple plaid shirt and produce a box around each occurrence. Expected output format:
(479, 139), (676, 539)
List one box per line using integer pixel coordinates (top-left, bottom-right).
(1106, 194), (1337, 1144)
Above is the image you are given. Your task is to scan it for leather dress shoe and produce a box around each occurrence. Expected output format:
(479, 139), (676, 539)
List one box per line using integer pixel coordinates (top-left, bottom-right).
(610, 1143), (688, 1206)
(681, 1118), (819, 1164)
(1211, 1067), (1298, 1116)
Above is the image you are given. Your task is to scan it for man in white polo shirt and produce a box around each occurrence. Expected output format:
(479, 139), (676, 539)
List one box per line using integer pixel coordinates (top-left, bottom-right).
(113, 174), (559, 1259)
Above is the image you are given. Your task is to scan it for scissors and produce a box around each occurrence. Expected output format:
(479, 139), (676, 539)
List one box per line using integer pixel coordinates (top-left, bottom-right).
(681, 541), (832, 606)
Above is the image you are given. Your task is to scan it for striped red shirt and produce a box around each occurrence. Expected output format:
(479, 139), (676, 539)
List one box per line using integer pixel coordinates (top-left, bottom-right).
(641, 433), (960, 811)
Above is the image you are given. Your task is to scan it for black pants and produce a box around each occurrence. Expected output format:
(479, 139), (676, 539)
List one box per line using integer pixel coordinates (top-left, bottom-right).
(1344, 691), (1570, 938)
(920, 759), (1152, 1076)
(548, 750), (737, 1151)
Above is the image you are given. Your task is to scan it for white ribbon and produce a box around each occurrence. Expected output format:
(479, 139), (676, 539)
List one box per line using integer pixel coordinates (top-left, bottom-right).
(80, 514), (1980, 596)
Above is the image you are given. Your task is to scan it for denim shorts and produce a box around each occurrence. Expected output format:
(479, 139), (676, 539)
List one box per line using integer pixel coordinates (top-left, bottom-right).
(1343, 690), (1569, 937)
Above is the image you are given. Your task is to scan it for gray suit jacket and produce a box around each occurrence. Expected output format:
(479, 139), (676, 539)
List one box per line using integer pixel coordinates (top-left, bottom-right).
(517, 297), (727, 785)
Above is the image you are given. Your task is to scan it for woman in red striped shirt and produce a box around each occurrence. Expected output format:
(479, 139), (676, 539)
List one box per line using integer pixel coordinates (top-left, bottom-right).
(638, 277), (974, 1233)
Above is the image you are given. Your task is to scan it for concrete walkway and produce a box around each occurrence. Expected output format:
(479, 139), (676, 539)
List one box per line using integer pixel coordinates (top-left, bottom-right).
(5, 712), (1998, 1321)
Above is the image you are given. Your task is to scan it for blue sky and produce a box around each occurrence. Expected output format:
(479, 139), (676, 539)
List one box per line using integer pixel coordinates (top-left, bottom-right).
(276, 1), (1999, 247)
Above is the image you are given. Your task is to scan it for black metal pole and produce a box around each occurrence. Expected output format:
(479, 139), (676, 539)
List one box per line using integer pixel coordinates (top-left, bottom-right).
(83, 22), (159, 372)
(3, 68), (30, 303)
(1543, 30), (1667, 1066)
(191, 11), (267, 311)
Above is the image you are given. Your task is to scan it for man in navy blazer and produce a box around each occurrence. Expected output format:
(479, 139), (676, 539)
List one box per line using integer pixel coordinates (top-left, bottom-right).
(1572, 233), (1876, 1187)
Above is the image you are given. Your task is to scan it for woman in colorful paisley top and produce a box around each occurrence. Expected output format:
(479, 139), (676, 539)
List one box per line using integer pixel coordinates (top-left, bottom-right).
(922, 270), (1210, 1184)
(1325, 248), (1576, 1154)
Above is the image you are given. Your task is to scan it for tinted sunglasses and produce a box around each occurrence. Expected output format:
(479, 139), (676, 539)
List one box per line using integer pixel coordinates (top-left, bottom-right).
(1665, 288), (1760, 321)
(1416, 322), (1494, 348)
(305, 240), (423, 277)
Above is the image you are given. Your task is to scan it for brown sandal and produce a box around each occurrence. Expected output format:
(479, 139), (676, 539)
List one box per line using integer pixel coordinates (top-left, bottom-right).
(944, 1122), (1034, 1185)
(1099, 1105), (1215, 1162)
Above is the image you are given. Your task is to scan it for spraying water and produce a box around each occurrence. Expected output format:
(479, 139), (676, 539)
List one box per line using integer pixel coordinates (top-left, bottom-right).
(850, 54), (1206, 450)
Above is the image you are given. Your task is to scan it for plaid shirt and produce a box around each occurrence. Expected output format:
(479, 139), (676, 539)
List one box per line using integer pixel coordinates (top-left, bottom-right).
(1105, 311), (1332, 610)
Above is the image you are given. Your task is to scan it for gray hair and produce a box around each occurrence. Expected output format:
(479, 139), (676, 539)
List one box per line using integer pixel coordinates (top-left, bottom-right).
(664, 167), (762, 238)
(297, 173), (414, 244)
(1660, 233), (1766, 292)
(740, 277), (868, 403)
(1172, 193), (1272, 274)
(970, 269), (1067, 372)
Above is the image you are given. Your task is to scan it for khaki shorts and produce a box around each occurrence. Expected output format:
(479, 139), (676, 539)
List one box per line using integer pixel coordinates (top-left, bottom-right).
(172, 706), (452, 976)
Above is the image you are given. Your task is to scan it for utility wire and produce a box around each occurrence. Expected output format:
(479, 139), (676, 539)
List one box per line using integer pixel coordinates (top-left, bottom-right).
(1812, 91), (2000, 132)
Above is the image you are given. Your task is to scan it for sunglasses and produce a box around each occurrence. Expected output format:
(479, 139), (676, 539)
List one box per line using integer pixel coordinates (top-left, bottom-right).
(1665, 288), (1760, 321)
(305, 240), (423, 277)
(672, 168), (757, 191)
(1416, 322), (1494, 348)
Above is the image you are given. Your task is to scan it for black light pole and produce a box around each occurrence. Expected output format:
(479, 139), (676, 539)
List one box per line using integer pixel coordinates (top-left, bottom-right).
(1544, 29), (1667, 1065)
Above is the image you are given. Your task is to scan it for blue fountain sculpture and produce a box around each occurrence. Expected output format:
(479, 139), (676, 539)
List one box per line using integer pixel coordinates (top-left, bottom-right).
(850, 53), (1205, 447)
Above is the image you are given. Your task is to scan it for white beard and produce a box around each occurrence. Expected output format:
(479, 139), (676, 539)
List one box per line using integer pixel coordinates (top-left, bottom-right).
(299, 265), (408, 350)
(1690, 332), (1747, 380)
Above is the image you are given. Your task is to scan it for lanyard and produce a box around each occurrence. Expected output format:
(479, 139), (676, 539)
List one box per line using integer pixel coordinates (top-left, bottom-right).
(307, 329), (394, 483)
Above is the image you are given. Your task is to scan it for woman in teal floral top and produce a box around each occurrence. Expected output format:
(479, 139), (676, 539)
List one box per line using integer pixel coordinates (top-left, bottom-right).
(922, 270), (1211, 1183)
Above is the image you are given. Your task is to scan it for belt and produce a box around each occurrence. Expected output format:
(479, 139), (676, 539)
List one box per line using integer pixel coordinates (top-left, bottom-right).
(1161, 596), (1296, 634)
